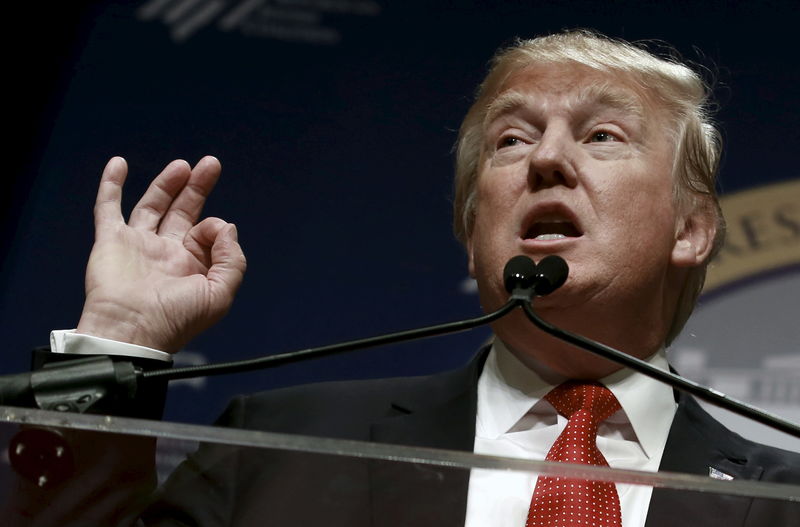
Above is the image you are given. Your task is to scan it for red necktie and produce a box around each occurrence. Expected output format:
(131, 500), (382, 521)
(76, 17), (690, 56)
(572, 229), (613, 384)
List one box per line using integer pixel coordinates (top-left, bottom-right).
(526, 381), (623, 527)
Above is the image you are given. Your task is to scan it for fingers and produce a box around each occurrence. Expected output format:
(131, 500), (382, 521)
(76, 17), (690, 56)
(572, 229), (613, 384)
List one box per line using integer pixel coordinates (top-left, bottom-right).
(157, 156), (222, 239)
(128, 156), (221, 237)
(183, 216), (228, 268)
(128, 159), (193, 231)
(208, 223), (247, 313)
(185, 218), (246, 312)
(94, 157), (128, 229)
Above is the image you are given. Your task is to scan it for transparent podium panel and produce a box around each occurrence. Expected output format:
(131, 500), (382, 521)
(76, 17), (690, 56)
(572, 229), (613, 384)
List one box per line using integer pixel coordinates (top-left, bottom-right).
(2, 405), (798, 526)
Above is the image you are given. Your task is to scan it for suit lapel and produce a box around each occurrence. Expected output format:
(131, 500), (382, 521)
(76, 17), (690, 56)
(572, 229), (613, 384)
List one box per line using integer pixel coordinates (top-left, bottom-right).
(367, 352), (486, 527)
(645, 393), (762, 527)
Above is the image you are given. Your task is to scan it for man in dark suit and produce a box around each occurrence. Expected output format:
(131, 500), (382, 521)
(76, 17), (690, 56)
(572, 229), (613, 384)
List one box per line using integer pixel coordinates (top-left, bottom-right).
(13, 30), (799, 525)
(135, 352), (799, 527)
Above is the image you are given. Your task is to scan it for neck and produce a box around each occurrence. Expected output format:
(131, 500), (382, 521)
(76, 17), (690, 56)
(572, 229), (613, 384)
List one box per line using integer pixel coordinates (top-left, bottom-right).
(492, 302), (667, 379)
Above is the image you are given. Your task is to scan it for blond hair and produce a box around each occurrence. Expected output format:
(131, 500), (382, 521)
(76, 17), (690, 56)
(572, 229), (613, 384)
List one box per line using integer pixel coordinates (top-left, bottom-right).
(453, 30), (725, 343)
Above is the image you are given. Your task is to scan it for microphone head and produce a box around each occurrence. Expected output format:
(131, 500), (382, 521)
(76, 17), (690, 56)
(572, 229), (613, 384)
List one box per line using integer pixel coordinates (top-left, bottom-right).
(533, 255), (569, 296)
(503, 255), (537, 293)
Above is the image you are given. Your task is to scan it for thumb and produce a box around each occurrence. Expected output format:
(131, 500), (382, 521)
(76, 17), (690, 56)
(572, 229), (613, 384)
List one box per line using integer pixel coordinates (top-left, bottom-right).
(207, 224), (247, 315)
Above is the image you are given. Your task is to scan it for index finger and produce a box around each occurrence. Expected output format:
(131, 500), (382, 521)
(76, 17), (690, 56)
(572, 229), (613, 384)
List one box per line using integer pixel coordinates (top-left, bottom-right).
(93, 156), (128, 228)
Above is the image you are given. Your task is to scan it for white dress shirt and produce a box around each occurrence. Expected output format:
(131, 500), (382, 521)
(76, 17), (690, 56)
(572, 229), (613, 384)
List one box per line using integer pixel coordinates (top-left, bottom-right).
(465, 340), (677, 527)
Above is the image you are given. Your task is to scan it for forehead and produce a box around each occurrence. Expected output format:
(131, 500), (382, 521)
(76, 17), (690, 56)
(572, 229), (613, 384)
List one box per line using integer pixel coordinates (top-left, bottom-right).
(484, 62), (657, 123)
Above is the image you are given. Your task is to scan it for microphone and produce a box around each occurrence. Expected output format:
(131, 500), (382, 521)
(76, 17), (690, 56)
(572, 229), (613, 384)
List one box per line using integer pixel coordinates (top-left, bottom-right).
(4, 255), (796, 439)
(503, 254), (569, 296)
(533, 255), (569, 295)
(503, 255), (537, 293)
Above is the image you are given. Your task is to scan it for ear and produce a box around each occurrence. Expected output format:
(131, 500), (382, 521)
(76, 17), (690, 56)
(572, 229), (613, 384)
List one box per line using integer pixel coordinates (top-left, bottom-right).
(671, 201), (717, 268)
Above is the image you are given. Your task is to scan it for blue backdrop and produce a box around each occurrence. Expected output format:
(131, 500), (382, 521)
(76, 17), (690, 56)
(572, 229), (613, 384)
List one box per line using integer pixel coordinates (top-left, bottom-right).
(2, 0), (798, 426)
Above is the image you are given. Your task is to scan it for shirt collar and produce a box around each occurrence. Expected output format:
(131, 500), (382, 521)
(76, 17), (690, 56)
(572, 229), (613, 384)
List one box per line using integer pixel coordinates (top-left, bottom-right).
(476, 339), (677, 460)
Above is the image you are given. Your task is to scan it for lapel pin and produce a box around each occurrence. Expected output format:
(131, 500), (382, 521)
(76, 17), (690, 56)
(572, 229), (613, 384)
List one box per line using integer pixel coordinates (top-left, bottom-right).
(709, 467), (734, 480)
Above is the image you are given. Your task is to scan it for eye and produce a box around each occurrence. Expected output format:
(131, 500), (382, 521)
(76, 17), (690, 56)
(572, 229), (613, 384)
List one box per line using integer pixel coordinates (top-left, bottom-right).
(498, 136), (524, 149)
(588, 131), (619, 143)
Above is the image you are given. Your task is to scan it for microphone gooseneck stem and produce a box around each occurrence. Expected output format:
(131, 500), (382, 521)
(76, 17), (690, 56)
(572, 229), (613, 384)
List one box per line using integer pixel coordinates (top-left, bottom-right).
(143, 298), (520, 381)
(11, 253), (796, 440)
(519, 300), (800, 438)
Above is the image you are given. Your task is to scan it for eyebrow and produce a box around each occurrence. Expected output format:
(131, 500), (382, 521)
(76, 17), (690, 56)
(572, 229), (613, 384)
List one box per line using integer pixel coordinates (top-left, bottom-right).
(483, 81), (646, 128)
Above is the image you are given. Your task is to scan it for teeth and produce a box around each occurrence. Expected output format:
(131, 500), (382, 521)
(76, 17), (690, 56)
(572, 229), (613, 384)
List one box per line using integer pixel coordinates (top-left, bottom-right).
(534, 234), (566, 241)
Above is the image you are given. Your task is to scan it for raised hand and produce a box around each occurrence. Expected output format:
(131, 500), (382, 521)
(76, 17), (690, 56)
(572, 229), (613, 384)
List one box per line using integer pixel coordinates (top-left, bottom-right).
(76, 156), (246, 353)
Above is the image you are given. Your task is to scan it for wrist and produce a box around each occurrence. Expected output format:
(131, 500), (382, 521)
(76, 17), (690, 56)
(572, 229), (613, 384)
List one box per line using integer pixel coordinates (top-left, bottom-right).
(76, 308), (175, 353)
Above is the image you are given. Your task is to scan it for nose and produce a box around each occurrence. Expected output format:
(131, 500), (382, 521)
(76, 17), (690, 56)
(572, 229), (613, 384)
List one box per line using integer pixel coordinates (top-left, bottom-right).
(527, 127), (578, 191)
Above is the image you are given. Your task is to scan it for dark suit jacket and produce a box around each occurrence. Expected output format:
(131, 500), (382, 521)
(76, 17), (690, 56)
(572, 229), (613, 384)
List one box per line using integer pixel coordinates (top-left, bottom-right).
(140, 352), (800, 526)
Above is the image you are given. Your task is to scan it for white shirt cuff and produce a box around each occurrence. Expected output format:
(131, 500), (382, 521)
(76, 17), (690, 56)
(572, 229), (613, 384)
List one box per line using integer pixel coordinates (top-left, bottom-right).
(50, 330), (172, 362)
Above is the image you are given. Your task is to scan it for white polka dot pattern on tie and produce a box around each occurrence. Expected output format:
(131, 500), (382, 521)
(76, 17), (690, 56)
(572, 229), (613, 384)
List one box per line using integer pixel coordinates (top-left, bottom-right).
(526, 381), (622, 527)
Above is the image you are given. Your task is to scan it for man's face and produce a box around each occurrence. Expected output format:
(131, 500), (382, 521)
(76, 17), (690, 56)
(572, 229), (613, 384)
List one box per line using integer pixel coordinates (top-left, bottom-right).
(467, 63), (690, 366)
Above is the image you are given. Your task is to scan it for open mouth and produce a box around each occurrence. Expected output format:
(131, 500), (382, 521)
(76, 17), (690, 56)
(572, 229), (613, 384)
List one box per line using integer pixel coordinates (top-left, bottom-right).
(522, 209), (583, 241)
